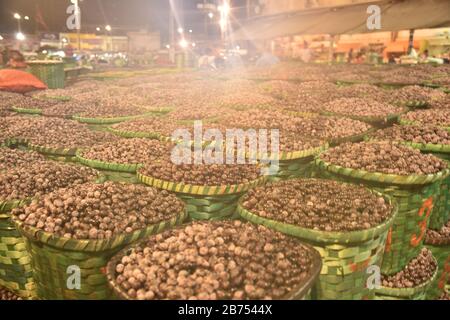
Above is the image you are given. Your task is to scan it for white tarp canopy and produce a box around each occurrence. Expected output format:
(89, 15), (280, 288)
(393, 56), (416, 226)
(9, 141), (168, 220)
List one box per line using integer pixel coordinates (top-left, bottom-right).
(231, 0), (450, 40)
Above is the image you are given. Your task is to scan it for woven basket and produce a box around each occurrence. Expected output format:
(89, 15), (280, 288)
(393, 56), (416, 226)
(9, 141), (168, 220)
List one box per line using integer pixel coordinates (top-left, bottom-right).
(237, 189), (398, 300)
(75, 150), (142, 174)
(138, 170), (268, 220)
(1, 138), (29, 148)
(105, 226), (322, 300)
(328, 127), (376, 147)
(315, 158), (449, 275)
(0, 198), (36, 299)
(266, 144), (329, 182)
(401, 142), (450, 230)
(75, 150), (143, 183)
(321, 110), (405, 128)
(375, 255), (439, 300)
(28, 61), (65, 89)
(107, 127), (161, 139)
(73, 113), (155, 125)
(403, 100), (429, 109)
(13, 210), (188, 300)
(425, 239), (450, 300)
(28, 143), (78, 157)
(11, 107), (43, 115)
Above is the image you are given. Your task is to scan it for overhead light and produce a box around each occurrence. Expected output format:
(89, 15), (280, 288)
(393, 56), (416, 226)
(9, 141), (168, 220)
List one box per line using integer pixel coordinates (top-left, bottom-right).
(179, 39), (188, 48)
(189, 29), (193, 33)
(96, 27), (101, 31)
(13, 13), (21, 20)
(165, 44), (170, 49)
(24, 16), (30, 20)
(192, 42), (196, 47)
(105, 25), (112, 32)
(177, 27), (184, 34)
(208, 12), (214, 19)
(16, 32), (26, 41)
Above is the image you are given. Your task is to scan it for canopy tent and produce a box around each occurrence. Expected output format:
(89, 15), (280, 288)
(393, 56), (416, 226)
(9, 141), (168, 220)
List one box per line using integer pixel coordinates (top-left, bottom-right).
(231, 0), (450, 40)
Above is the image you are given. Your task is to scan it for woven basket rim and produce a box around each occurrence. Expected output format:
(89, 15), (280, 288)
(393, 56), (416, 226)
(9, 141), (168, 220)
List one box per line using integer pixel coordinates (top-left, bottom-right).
(107, 127), (161, 139)
(367, 136), (450, 154)
(28, 142), (78, 156)
(399, 118), (450, 131)
(320, 108), (406, 124)
(375, 255), (439, 297)
(75, 150), (143, 173)
(13, 209), (188, 253)
(328, 127), (375, 146)
(137, 170), (268, 196)
(237, 186), (398, 244)
(73, 112), (155, 124)
(0, 197), (33, 214)
(315, 157), (450, 186)
(11, 107), (43, 114)
(105, 223), (323, 300)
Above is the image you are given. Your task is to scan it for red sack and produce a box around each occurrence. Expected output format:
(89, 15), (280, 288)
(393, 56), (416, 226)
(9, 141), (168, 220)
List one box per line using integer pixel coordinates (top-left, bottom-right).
(0, 69), (47, 94)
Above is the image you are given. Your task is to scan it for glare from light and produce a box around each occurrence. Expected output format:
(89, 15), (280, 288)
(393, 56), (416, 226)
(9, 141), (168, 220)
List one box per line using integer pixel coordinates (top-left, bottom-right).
(165, 44), (171, 49)
(13, 13), (21, 20)
(179, 39), (188, 48)
(177, 27), (184, 34)
(55, 51), (66, 58)
(42, 50), (48, 54)
(96, 27), (101, 31)
(208, 12), (214, 19)
(62, 38), (68, 43)
(0, 35), (3, 41)
(236, 45), (240, 50)
(189, 29), (193, 33)
(24, 16), (30, 20)
(16, 32), (25, 41)
(192, 42), (196, 47)
(105, 25), (112, 32)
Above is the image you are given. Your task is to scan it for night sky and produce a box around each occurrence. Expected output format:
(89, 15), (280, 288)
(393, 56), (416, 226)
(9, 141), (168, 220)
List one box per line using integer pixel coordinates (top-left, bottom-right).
(0, 0), (247, 41)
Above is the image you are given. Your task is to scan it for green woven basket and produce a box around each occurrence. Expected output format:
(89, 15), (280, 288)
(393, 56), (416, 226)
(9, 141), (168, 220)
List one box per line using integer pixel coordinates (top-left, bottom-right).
(38, 95), (71, 102)
(401, 142), (450, 230)
(315, 158), (449, 275)
(75, 150), (142, 174)
(28, 61), (65, 89)
(404, 100), (429, 109)
(105, 225), (322, 300)
(328, 128), (376, 147)
(375, 255), (439, 300)
(28, 143), (78, 157)
(237, 189), (398, 300)
(73, 113), (155, 125)
(138, 170), (268, 220)
(11, 107), (43, 115)
(75, 150), (143, 183)
(0, 198), (36, 299)
(425, 240), (450, 300)
(265, 144), (329, 182)
(107, 127), (161, 139)
(1, 138), (29, 148)
(13, 210), (188, 300)
(321, 110), (405, 128)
